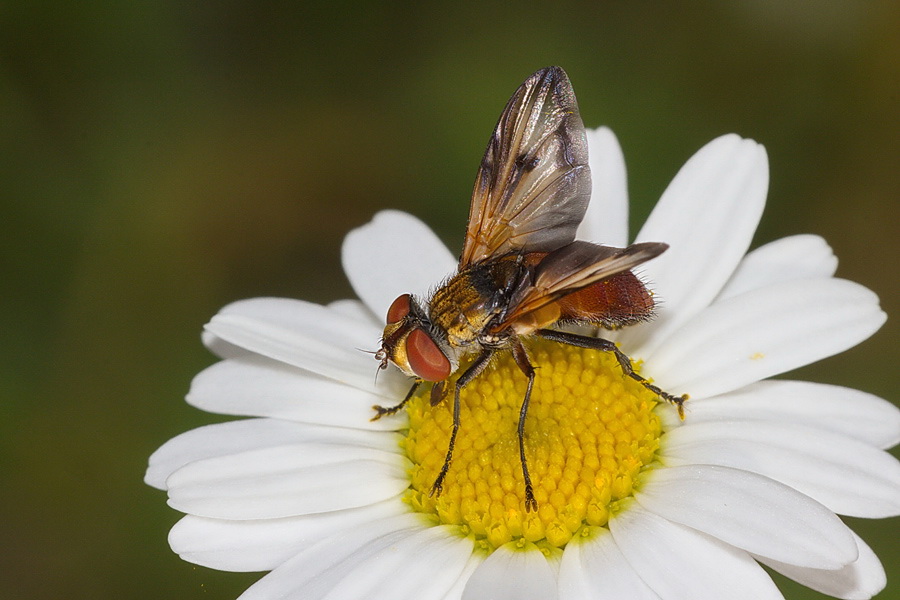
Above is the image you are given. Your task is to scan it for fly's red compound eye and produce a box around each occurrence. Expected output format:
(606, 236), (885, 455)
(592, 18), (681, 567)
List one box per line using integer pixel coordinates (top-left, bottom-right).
(407, 328), (451, 382)
(386, 294), (411, 324)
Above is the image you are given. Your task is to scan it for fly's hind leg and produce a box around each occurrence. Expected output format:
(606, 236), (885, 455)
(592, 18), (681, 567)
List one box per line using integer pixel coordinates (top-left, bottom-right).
(510, 340), (538, 512)
(371, 380), (421, 421)
(536, 329), (688, 419)
(430, 350), (493, 498)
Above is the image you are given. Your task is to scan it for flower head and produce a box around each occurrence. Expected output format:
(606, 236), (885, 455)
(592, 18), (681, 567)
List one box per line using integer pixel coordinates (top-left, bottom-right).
(146, 127), (899, 599)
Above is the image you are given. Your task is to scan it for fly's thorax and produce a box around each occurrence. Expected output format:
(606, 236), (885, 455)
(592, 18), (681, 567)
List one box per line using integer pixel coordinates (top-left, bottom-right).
(428, 276), (490, 348)
(428, 259), (524, 348)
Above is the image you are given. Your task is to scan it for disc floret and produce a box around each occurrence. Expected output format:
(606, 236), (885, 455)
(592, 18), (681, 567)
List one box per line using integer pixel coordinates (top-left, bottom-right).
(401, 339), (663, 550)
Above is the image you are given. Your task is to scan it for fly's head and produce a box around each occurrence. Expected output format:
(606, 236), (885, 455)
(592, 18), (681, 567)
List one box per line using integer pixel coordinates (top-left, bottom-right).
(377, 294), (452, 382)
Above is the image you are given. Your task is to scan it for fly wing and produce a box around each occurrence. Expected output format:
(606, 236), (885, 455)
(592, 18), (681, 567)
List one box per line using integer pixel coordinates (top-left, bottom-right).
(496, 241), (668, 328)
(459, 67), (591, 267)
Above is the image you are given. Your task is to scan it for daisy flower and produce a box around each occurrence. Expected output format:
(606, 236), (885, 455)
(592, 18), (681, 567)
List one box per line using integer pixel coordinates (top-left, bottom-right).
(146, 127), (900, 600)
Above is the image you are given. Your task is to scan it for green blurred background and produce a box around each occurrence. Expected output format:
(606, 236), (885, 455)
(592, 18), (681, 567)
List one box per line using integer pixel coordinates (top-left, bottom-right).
(2, 2), (897, 599)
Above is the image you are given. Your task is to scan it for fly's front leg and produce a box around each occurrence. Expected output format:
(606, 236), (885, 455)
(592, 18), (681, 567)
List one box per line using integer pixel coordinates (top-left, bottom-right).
(430, 350), (494, 498)
(536, 329), (688, 419)
(371, 380), (421, 421)
(510, 339), (538, 512)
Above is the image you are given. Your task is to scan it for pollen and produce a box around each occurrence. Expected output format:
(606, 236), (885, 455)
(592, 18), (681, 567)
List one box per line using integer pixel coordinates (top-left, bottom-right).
(400, 338), (663, 551)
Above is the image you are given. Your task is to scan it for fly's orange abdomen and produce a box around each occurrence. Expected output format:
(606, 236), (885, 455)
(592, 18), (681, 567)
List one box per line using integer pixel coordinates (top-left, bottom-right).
(557, 270), (654, 328)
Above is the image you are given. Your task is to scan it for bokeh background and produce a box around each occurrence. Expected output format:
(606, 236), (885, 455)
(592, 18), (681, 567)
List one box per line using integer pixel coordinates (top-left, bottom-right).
(2, 2), (897, 599)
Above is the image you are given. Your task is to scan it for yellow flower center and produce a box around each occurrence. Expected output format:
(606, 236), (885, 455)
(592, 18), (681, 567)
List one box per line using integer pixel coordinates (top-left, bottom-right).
(400, 338), (663, 551)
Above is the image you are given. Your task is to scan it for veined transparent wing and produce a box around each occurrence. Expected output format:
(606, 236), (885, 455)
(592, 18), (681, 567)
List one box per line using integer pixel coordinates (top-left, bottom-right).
(460, 67), (591, 267)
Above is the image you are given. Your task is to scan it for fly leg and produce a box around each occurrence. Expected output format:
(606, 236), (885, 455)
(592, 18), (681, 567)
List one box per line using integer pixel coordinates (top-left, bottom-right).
(431, 350), (494, 498)
(371, 380), (421, 420)
(510, 339), (538, 512)
(536, 329), (688, 419)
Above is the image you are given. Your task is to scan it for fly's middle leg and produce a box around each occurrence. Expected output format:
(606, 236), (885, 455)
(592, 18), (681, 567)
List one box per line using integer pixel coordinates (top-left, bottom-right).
(510, 339), (538, 512)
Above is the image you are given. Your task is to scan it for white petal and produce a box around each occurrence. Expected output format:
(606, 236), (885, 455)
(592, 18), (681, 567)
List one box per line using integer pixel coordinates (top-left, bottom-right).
(662, 422), (900, 518)
(187, 357), (408, 431)
(237, 513), (427, 600)
(635, 464), (858, 568)
(341, 210), (457, 320)
(463, 543), (558, 600)
(558, 530), (659, 600)
(646, 278), (885, 399)
(202, 300), (382, 363)
(442, 552), (485, 600)
(204, 297), (394, 392)
(327, 298), (380, 323)
(577, 127), (629, 247)
(166, 441), (409, 519)
(610, 504), (784, 599)
(619, 135), (769, 356)
(169, 499), (407, 571)
(322, 525), (473, 600)
(757, 532), (886, 600)
(145, 418), (353, 490)
(717, 235), (837, 301)
(202, 328), (255, 360)
(686, 380), (900, 449)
